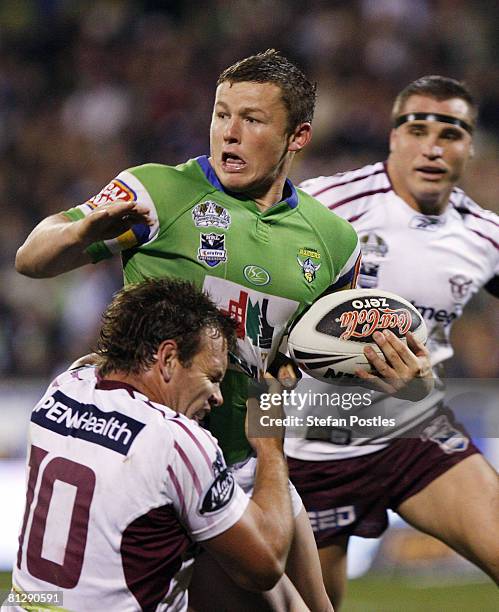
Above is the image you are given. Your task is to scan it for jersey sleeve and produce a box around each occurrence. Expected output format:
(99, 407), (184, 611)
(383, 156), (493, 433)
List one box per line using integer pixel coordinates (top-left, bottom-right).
(485, 245), (499, 297)
(164, 418), (249, 542)
(329, 235), (361, 291)
(487, 213), (499, 296)
(63, 170), (160, 263)
(456, 193), (499, 298)
(300, 162), (389, 223)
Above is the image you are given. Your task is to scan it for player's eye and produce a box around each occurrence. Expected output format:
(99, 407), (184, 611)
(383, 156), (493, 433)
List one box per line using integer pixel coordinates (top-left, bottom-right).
(245, 117), (259, 124)
(441, 130), (461, 141)
(209, 370), (223, 383)
(408, 126), (426, 136)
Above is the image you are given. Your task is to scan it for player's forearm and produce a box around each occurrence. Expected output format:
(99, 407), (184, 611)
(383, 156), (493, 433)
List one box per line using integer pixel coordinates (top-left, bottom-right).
(251, 441), (294, 569)
(15, 213), (92, 278)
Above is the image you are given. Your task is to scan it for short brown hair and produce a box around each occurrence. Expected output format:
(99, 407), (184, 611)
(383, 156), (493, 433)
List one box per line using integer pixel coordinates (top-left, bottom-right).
(392, 75), (477, 125)
(97, 278), (237, 376)
(217, 49), (317, 133)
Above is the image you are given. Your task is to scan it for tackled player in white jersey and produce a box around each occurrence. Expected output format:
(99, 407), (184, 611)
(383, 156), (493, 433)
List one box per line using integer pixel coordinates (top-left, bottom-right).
(289, 76), (499, 607)
(13, 278), (299, 612)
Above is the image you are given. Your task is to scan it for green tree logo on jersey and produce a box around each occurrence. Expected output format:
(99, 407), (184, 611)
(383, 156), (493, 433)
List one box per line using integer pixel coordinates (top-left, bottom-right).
(243, 265), (271, 286)
(246, 298), (274, 349)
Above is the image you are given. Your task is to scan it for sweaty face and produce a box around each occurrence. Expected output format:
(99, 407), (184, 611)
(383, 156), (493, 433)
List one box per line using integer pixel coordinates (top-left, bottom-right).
(173, 330), (227, 423)
(209, 81), (293, 201)
(388, 95), (474, 214)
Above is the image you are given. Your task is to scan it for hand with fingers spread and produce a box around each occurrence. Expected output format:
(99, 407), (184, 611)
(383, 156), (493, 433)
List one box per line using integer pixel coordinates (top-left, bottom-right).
(355, 329), (433, 401)
(15, 200), (154, 278)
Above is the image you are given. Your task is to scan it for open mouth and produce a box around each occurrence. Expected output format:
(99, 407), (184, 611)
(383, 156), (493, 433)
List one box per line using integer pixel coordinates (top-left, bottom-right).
(415, 166), (446, 179)
(222, 152), (246, 171)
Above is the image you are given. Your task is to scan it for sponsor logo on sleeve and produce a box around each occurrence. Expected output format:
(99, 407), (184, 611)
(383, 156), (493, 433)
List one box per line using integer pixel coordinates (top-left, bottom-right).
(31, 390), (145, 455)
(197, 233), (227, 267)
(192, 201), (231, 229)
(88, 179), (137, 208)
(199, 451), (235, 514)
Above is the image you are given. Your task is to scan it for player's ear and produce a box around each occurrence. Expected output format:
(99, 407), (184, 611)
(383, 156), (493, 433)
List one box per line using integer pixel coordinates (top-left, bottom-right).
(157, 340), (178, 382)
(288, 122), (312, 152)
(389, 128), (397, 154)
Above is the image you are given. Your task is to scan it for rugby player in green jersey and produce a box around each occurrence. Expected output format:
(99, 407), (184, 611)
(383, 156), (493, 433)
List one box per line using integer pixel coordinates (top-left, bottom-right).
(17, 50), (430, 611)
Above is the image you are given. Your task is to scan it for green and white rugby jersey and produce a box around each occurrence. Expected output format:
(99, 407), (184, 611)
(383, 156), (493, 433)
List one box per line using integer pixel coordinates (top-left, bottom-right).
(65, 156), (360, 463)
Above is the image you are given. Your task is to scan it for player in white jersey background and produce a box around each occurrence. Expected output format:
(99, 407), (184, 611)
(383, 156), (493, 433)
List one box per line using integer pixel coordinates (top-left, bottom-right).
(12, 278), (299, 612)
(289, 76), (499, 608)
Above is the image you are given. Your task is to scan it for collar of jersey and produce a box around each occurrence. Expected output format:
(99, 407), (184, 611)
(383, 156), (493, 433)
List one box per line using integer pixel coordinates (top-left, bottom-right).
(96, 377), (144, 397)
(196, 155), (298, 209)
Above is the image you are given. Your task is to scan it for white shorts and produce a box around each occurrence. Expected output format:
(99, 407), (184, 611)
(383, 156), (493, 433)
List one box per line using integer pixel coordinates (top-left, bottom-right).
(231, 455), (303, 517)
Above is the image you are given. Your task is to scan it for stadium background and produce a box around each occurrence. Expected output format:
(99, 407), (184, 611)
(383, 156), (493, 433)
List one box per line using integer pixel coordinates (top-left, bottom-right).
(0, 1), (498, 609)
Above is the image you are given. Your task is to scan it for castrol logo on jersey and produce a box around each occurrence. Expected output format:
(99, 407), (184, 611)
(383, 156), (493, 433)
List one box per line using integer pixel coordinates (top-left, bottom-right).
(338, 305), (412, 340)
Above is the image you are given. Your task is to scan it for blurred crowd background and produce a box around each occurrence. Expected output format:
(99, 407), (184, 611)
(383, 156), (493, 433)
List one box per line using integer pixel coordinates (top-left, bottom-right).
(1, 0), (499, 379)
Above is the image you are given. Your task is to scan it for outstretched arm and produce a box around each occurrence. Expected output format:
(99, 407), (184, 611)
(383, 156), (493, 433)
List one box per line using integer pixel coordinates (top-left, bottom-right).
(15, 201), (151, 278)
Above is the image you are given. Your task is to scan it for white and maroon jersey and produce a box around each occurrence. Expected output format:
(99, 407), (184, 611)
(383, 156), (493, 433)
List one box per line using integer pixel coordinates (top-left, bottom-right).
(13, 366), (249, 611)
(285, 162), (499, 461)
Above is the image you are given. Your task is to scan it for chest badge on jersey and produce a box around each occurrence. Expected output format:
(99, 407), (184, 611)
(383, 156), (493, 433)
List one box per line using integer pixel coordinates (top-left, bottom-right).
(192, 201), (231, 229)
(409, 215), (445, 231)
(449, 274), (472, 302)
(199, 450), (235, 514)
(243, 265), (271, 286)
(198, 233), (227, 267)
(297, 248), (321, 283)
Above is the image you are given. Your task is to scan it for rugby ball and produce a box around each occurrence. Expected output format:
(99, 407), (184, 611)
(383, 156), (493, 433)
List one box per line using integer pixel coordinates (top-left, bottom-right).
(288, 289), (427, 381)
